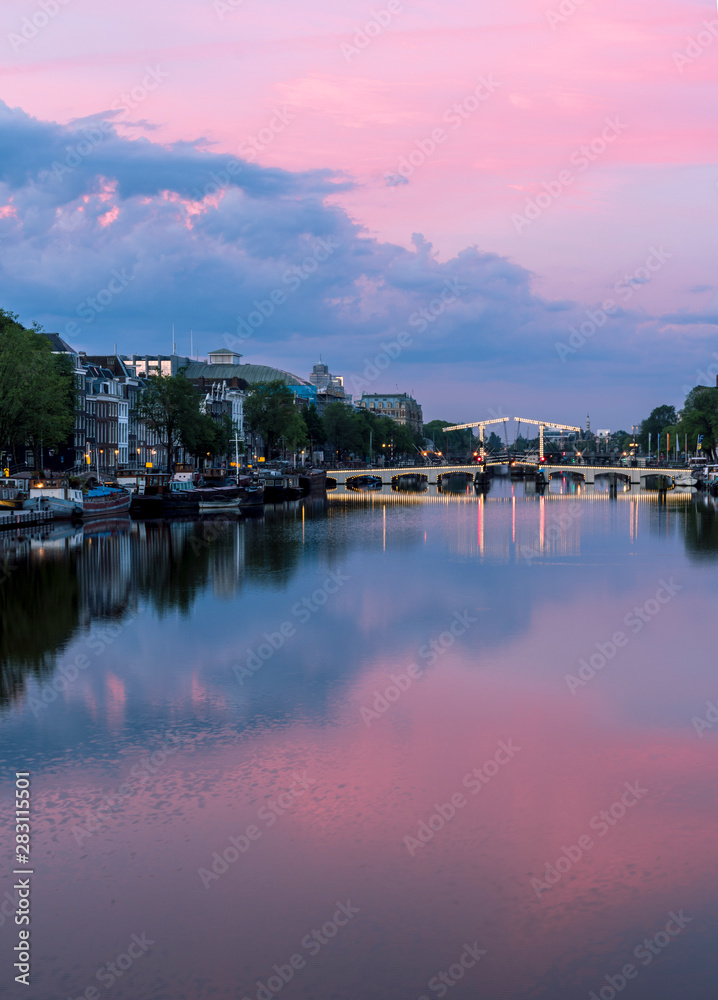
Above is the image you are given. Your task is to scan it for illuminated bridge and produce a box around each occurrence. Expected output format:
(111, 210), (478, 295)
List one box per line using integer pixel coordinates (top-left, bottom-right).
(327, 463), (690, 489)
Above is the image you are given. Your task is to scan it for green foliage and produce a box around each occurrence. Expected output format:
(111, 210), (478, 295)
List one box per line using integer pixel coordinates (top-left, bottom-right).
(303, 403), (325, 446)
(243, 380), (298, 457)
(638, 405), (677, 451)
(486, 431), (503, 453)
(423, 419), (475, 453)
(324, 402), (364, 458)
(283, 410), (308, 453)
(680, 386), (718, 455)
(134, 367), (200, 470)
(0, 310), (75, 465)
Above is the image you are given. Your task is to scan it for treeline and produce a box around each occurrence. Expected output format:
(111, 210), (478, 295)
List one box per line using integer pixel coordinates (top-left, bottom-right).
(636, 389), (718, 456)
(0, 310), (75, 468)
(136, 370), (233, 469)
(244, 381), (423, 461)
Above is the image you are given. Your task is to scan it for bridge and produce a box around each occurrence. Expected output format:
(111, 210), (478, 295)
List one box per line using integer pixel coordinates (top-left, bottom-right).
(326, 463), (688, 489)
(443, 415), (582, 461)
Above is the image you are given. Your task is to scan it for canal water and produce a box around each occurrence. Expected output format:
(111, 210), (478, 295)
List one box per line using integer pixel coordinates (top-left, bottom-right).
(1, 482), (717, 1000)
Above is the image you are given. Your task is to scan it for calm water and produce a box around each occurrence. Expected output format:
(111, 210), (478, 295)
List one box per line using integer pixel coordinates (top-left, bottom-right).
(1, 482), (718, 1000)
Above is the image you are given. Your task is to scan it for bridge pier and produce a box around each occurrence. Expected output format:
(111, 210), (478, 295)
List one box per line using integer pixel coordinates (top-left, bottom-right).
(583, 469), (595, 485)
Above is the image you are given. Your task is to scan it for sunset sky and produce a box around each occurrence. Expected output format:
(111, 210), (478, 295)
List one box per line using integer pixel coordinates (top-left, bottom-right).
(1, 0), (716, 425)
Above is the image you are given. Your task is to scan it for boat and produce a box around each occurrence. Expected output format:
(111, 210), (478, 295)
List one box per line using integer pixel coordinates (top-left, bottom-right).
(239, 485), (265, 512)
(347, 474), (383, 491)
(673, 471), (698, 487)
(261, 472), (304, 503)
(198, 497), (242, 512)
(23, 480), (84, 519)
(82, 484), (132, 518)
(298, 469), (327, 497)
(0, 479), (27, 510)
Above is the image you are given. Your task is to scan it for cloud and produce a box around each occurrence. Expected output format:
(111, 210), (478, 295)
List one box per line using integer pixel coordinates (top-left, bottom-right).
(0, 101), (711, 421)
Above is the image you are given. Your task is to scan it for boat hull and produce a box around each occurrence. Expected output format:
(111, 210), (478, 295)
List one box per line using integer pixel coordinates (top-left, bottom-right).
(82, 493), (132, 518)
(23, 495), (83, 519)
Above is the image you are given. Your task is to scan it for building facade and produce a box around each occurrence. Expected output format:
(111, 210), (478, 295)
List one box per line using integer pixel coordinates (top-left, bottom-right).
(309, 361), (352, 413)
(357, 393), (423, 435)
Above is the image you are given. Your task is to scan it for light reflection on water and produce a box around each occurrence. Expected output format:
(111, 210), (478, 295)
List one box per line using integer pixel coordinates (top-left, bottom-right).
(0, 486), (717, 1000)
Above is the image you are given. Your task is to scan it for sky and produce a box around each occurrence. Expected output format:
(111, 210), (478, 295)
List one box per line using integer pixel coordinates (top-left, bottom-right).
(0, 0), (717, 427)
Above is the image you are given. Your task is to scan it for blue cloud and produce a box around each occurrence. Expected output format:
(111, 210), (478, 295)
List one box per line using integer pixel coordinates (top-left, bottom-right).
(0, 101), (711, 422)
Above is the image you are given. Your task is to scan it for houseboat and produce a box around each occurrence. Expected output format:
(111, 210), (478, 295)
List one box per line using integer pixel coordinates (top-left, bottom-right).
(0, 479), (27, 511)
(23, 480), (84, 519)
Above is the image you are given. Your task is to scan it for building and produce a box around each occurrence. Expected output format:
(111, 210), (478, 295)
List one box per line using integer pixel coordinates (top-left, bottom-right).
(80, 355), (162, 471)
(309, 361), (352, 413)
(128, 350), (316, 401)
(357, 392), (423, 435)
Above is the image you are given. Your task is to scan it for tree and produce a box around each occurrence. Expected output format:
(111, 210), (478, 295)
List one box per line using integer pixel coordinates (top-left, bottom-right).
(134, 368), (199, 471)
(638, 405), (677, 452)
(0, 310), (75, 468)
(303, 403), (325, 460)
(486, 431), (503, 454)
(282, 410), (308, 459)
(680, 386), (718, 457)
(423, 419), (474, 455)
(243, 381), (297, 458)
(324, 403), (364, 460)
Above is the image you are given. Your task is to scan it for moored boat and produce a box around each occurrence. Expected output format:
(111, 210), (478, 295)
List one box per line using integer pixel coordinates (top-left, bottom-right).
(23, 480), (84, 519)
(0, 479), (27, 510)
(347, 474), (383, 491)
(198, 496), (242, 511)
(82, 485), (132, 518)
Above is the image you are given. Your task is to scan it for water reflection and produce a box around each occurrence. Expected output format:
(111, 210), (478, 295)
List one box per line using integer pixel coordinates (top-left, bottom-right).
(0, 490), (712, 714)
(1, 488), (718, 999)
(0, 504), (328, 708)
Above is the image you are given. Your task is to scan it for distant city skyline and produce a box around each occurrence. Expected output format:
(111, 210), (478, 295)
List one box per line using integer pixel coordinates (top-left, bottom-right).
(1, 0), (716, 426)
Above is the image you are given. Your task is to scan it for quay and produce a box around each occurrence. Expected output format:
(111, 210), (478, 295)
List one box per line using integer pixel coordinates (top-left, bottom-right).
(0, 509), (55, 531)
